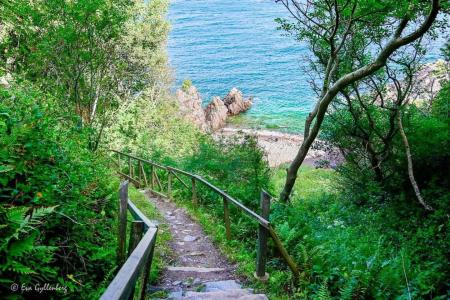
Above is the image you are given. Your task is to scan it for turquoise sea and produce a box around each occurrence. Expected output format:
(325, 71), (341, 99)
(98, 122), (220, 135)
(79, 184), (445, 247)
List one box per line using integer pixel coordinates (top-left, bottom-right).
(168, 0), (445, 133)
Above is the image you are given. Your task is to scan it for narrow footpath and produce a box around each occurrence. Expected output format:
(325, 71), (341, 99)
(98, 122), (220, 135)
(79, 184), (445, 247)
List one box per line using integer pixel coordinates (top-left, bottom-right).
(145, 191), (268, 300)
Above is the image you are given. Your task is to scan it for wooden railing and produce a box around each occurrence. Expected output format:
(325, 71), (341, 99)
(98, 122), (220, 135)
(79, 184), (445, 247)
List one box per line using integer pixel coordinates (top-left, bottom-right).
(109, 149), (299, 280)
(100, 181), (158, 300)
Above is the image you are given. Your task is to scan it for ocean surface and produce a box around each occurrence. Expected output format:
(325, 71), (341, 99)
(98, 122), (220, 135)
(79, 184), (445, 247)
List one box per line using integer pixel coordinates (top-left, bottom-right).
(168, 0), (445, 133)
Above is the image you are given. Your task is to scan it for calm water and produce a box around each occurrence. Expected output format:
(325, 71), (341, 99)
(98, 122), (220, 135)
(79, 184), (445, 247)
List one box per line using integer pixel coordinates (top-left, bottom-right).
(168, 0), (445, 133)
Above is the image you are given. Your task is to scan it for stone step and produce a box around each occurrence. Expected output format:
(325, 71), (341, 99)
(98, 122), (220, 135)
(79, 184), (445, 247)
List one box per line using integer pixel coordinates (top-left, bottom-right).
(182, 289), (268, 300)
(203, 280), (242, 292)
(166, 266), (226, 273)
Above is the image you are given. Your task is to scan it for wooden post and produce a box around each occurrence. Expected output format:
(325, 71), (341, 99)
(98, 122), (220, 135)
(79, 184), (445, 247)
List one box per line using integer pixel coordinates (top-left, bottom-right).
(150, 166), (155, 189)
(117, 181), (129, 266)
(268, 226), (300, 279)
(223, 195), (231, 240)
(128, 221), (144, 256)
(255, 190), (270, 281)
(154, 171), (163, 191)
(138, 231), (157, 300)
(141, 164), (148, 187)
(138, 161), (142, 188)
(128, 157), (132, 178)
(117, 153), (121, 171)
(128, 221), (144, 300)
(191, 177), (197, 206)
(167, 171), (172, 199)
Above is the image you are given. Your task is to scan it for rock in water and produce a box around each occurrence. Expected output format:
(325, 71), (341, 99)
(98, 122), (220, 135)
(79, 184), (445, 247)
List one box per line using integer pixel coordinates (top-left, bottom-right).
(222, 87), (253, 116)
(205, 96), (228, 131)
(176, 85), (207, 131)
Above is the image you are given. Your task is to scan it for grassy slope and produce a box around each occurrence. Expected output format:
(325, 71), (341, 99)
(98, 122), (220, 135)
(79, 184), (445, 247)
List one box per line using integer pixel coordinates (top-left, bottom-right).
(271, 165), (337, 200)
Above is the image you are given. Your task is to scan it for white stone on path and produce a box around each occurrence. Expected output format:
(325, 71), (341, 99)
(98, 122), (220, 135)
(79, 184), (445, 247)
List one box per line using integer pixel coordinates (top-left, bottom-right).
(183, 235), (198, 242)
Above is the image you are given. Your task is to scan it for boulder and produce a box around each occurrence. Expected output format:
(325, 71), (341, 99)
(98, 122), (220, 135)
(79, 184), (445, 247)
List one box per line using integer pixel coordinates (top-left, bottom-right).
(222, 87), (253, 116)
(176, 85), (207, 131)
(205, 96), (228, 131)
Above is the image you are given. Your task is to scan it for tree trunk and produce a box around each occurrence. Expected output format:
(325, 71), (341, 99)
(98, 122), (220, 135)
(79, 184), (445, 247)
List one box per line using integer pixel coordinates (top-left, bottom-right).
(397, 112), (433, 210)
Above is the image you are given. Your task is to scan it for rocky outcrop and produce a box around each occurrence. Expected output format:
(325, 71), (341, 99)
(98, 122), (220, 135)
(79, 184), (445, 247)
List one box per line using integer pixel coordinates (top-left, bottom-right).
(176, 85), (207, 131)
(222, 88), (253, 116)
(176, 85), (253, 132)
(408, 59), (449, 105)
(380, 60), (449, 106)
(205, 97), (228, 131)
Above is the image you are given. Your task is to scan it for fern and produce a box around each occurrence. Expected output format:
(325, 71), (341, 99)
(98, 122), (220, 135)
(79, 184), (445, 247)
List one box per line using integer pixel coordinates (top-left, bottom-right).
(8, 232), (37, 257)
(0, 206), (55, 284)
(340, 276), (358, 300)
(316, 279), (332, 300)
(339, 270), (368, 300)
(8, 261), (36, 275)
(28, 206), (56, 225)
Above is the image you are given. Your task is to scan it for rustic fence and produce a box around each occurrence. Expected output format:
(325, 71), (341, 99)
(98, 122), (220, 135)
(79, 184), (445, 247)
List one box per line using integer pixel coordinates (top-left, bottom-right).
(100, 181), (158, 300)
(109, 149), (299, 280)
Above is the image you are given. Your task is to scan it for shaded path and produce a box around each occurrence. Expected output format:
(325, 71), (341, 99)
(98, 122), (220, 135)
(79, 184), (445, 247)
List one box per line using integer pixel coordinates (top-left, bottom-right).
(144, 191), (267, 299)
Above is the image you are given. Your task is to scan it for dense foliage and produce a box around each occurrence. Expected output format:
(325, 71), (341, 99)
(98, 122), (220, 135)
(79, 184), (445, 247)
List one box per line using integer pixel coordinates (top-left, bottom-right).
(266, 49), (450, 299)
(271, 167), (448, 299)
(0, 81), (117, 298)
(0, 0), (170, 298)
(0, 0), (170, 150)
(322, 73), (449, 209)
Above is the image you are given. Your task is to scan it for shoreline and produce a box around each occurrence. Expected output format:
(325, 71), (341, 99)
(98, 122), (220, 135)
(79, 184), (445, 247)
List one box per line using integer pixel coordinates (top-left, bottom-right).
(214, 127), (329, 168)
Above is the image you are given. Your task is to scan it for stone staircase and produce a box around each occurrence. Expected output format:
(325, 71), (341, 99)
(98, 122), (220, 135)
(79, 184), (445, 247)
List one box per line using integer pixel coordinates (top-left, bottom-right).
(145, 193), (268, 300)
(168, 279), (268, 300)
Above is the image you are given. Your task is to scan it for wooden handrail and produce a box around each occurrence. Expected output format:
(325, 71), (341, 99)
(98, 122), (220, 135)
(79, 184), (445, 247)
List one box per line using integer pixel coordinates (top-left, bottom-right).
(127, 199), (157, 230)
(168, 169), (190, 189)
(109, 150), (300, 279)
(167, 166), (195, 178)
(101, 180), (159, 300)
(110, 149), (167, 170)
(111, 150), (270, 228)
(193, 175), (270, 228)
(100, 227), (157, 300)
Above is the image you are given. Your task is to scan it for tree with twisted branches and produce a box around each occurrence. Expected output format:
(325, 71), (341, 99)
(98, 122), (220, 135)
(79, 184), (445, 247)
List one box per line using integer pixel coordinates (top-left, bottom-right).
(275, 0), (444, 202)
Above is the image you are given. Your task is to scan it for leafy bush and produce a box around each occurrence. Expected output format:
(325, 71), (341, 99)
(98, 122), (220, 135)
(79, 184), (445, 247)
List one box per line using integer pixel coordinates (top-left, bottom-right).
(183, 134), (270, 210)
(106, 96), (201, 162)
(321, 83), (449, 210)
(0, 81), (117, 298)
(270, 167), (448, 299)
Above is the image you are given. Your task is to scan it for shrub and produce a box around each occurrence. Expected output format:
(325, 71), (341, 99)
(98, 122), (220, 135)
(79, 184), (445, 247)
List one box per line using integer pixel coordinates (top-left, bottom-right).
(183, 134), (270, 210)
(0, 81), (117, 298)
